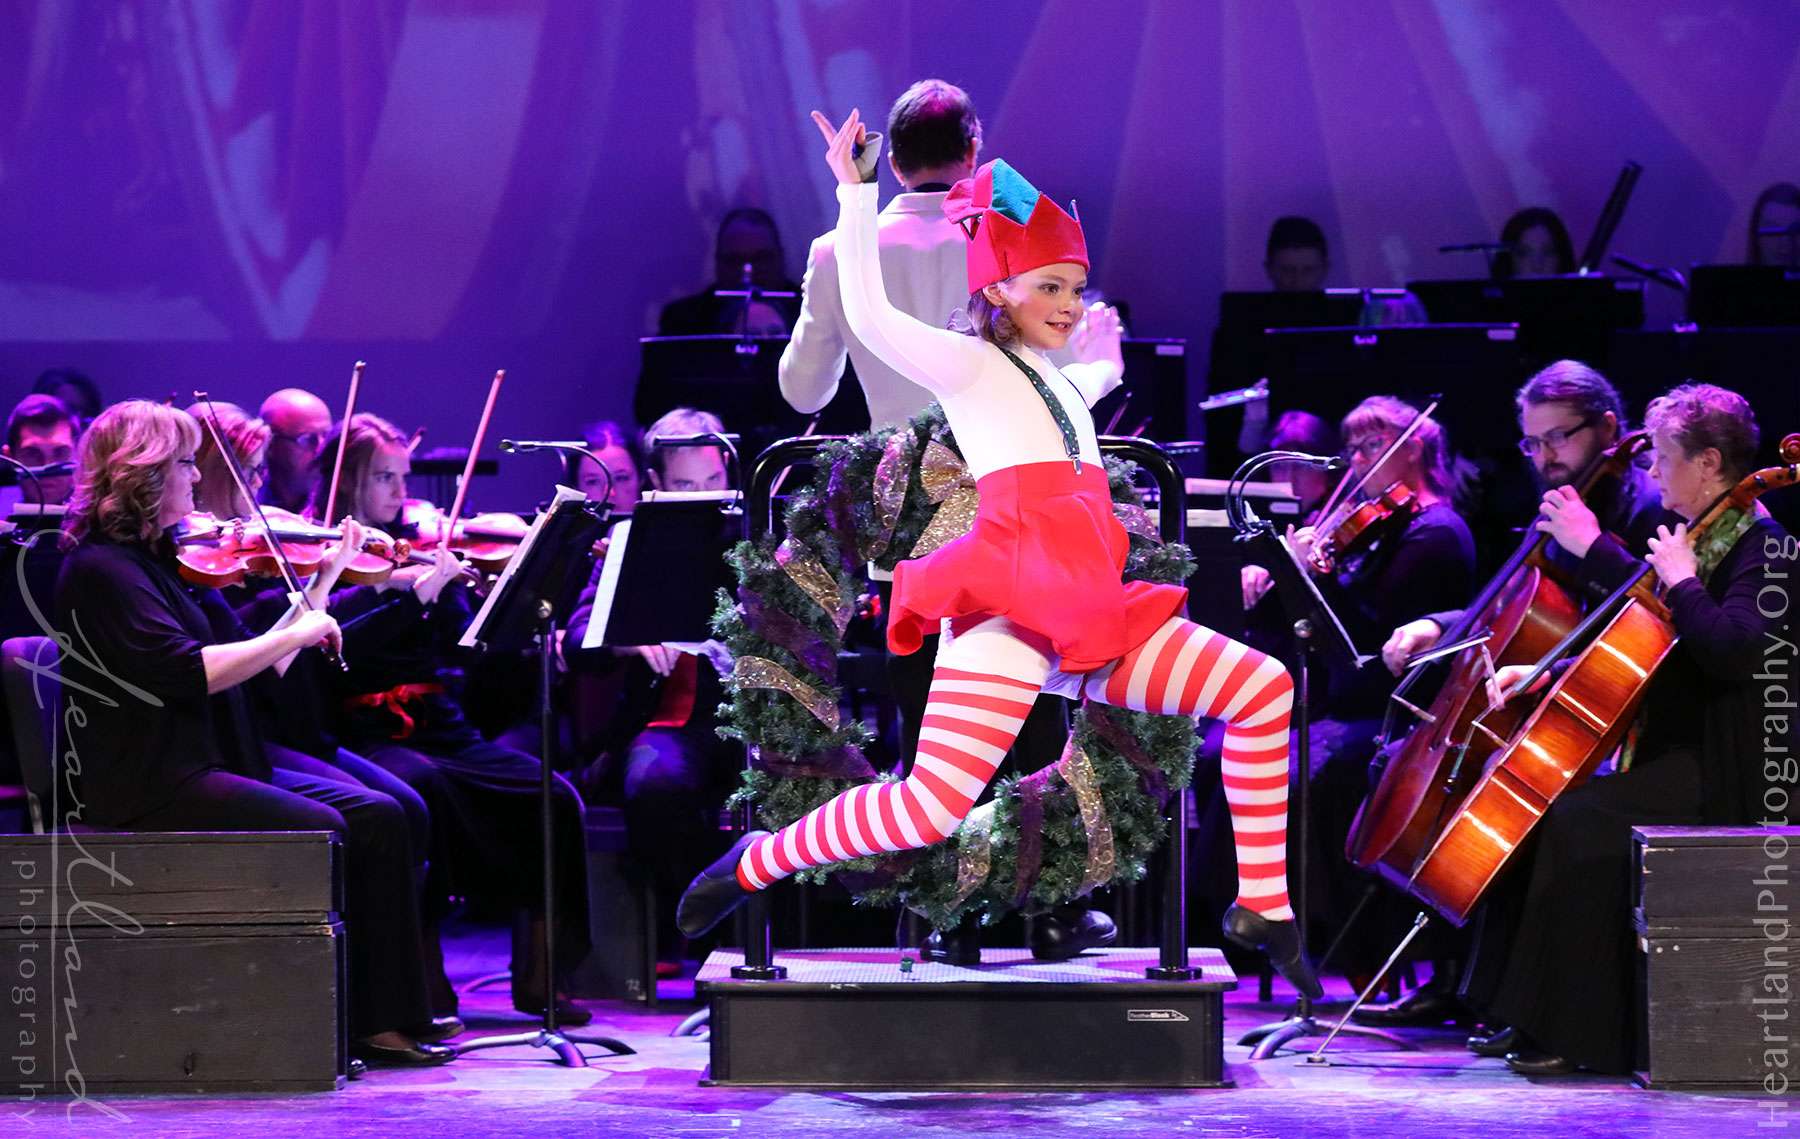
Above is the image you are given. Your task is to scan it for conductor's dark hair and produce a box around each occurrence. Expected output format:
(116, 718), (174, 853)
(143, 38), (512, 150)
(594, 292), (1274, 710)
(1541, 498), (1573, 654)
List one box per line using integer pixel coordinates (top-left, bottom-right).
(887, 80), (982, 177)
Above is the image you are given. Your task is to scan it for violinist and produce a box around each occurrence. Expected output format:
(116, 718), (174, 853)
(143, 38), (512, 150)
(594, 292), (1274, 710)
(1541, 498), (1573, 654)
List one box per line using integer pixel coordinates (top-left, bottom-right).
(1228, 395), (1475, 983)
(52, 400), (453, 1067)
(185, 400), (437, 901)
(1460, 383), (1795, 1076)
(258, 387), (332, 514)
(1381, 360), (1677, 675)
(313, 411), (595, 1024)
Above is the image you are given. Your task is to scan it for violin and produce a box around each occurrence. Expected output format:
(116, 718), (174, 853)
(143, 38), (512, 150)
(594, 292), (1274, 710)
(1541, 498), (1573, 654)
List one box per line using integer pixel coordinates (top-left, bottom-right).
(400, 500), (528, 577)
(1304, 397), (1441, 574)
(1307, 480), (1421, 574)
(174, 512), (410, 589)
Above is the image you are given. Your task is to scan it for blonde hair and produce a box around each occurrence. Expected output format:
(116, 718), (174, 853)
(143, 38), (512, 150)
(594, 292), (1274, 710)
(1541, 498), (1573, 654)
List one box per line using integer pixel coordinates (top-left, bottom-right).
(959, 287), (1020, 347)
(65, 400), (201, 545)
(185, 401), (272, 518)
(643, 406), (727, 478)
(310, 412), (410, 524)
(1341, 395), (1454, 499)
(1643, 383), (1760, 481)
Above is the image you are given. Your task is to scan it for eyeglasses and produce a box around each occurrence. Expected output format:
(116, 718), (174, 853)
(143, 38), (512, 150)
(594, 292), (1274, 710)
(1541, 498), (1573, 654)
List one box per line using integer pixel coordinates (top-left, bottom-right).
(1344, 436), (1394, 460)
(275, 431), (324, 452)
(1518, 416), (1597, 456)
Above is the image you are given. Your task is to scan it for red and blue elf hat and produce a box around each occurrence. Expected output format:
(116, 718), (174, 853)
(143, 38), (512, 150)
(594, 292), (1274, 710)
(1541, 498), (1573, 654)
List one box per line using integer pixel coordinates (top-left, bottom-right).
(943, 159), (1088, 294)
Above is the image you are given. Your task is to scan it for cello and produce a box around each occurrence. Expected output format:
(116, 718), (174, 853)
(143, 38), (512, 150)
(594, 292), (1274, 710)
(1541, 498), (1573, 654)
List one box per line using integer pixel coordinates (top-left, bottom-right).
(1345, 432), (1652, 884)
(1405, 432), (1800, 924)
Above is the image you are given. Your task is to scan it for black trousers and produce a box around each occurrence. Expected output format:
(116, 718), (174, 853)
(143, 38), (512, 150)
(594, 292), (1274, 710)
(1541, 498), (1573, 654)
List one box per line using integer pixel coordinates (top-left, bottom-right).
(268, 743), (431, 867)
(127, 767), (431, 1039)
(362, 733), (593, 978)
(621, 724), (738, 953)
(1461, 749), (1705, 1073)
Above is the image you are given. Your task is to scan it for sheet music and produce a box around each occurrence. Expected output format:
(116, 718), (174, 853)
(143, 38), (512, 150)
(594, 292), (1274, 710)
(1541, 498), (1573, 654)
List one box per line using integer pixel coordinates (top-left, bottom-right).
(580, 515), (631, 651)
(459, 484), (586, 649)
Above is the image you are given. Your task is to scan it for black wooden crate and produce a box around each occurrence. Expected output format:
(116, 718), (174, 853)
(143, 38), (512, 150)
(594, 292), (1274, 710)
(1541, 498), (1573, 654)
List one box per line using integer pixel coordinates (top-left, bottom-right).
(699, 947), (1236, 1088)
(0, 831), (344, 1093)
(1633, 826), (1800, 1092)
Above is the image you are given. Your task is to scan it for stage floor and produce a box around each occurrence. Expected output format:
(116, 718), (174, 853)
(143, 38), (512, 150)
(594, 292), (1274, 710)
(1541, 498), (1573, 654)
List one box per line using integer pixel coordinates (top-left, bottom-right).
(12, 918), (1780, 1137)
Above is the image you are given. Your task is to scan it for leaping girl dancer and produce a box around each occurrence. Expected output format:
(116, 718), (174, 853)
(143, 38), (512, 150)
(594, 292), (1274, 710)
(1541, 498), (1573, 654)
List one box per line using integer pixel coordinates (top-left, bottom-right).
(678, 108), (1320, 997)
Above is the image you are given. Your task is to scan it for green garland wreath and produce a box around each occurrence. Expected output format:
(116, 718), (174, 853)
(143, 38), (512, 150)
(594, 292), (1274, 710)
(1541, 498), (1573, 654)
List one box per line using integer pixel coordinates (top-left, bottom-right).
(711, 405), (1199, 931)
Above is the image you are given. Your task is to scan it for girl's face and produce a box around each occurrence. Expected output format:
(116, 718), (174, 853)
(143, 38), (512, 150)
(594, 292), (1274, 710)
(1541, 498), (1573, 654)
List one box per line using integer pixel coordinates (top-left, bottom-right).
(360, 443), (411, 526)
(1647, 429), (1724, 522)
(1514, 225), (1562, 278)
(577, 445), (642, 513)
(986, 263), (1087, 351)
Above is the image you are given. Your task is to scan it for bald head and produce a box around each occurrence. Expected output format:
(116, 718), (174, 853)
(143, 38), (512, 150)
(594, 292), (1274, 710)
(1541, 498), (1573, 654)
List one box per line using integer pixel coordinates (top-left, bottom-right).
(260, 388), (332, 437)
(259, 388), (332, 513)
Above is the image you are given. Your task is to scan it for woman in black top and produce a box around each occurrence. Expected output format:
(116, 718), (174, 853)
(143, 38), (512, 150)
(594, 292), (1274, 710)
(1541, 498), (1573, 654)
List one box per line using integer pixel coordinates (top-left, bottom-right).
(312, 412), (592, 1022)
(1225, 397), (1477, 979)
(52, 400), (453, 1067)
(1467, 383), (1797, 1075)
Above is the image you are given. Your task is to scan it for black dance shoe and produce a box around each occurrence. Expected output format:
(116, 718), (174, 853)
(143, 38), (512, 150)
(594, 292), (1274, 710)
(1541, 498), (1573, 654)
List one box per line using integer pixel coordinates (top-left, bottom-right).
(921, 923), (983, 967)
(676, 830), (769, 939)
(351, 1037), (456, 1068)
(1467, 1025), (1520, 1057)
(1029, 905), (1118, 961)
(1503, 1047), (1575, 1076)
(1221, 903), (1324, 1001)
(1351, 985), (1472, 1028)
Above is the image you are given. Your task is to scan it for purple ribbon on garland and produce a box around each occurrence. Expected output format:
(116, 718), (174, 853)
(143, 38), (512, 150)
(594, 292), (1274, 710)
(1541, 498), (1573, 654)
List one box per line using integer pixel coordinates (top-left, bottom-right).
(739, 588), (837, 680)
(752, 744), (876, 781)
(1084, 703), (1171, 805)
(1012, 768), (1053, 907)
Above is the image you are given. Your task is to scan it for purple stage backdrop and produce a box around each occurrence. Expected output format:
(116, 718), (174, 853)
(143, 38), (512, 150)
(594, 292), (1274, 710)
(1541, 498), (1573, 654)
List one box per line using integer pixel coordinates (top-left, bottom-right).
(1, 0), (1794, 507)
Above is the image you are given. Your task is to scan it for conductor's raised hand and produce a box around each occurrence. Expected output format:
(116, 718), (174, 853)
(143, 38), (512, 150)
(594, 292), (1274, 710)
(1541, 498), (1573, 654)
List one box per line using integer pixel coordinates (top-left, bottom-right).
(811, 108), (865, 186)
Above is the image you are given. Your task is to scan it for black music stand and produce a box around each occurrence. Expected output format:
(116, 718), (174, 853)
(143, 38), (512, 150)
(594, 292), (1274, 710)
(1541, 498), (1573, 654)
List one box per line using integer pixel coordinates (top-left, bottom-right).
(454, 489), (635, 1067)
(1228, 504), (1415, 1061)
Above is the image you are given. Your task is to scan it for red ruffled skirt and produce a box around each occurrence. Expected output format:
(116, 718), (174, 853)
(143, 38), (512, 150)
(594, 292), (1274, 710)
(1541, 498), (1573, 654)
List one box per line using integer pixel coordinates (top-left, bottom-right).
(888, 461), (1189, 673)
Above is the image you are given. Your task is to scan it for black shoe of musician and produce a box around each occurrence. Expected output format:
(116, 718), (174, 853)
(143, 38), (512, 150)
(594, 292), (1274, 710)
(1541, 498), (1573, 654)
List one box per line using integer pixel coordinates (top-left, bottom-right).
(921, 923), (983, 967)
(676, 831), (769, 939)
(1467, 1025), (1520, 1058)
(1221, 903), (1325, 1001)
(512, 993), (593, 1027)
(1029, 905), (1119, 962)
(409, 1015), (467, 1044)
(351, 1036), (456, 1068)
(1350, 985), (1472, 1028)
(1503, 1047), (1575, 1076)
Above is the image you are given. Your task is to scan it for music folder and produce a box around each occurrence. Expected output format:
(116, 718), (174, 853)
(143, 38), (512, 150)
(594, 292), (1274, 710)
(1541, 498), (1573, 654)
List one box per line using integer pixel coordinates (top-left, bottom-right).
(580, 490), (743, 650)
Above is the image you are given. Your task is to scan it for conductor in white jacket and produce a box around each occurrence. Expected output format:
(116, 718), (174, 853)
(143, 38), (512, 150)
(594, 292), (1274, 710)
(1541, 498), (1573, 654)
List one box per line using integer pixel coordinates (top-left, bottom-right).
(778, 80), (981, 430)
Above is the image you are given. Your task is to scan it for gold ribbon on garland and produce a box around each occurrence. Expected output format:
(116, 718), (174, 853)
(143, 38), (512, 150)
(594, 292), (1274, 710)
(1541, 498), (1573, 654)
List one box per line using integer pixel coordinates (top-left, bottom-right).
(776, 538), (851, 635)
(1057, 740), (1116, 895)
(949, 802), (996, 908)
(865, 431), (913, 561)
(733, 655), (840, 731)
(911, 440), (981, 558)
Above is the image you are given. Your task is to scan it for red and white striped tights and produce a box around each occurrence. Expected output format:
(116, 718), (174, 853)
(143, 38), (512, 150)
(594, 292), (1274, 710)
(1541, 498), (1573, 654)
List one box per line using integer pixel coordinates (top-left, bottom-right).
(736, 615), (1294, 920)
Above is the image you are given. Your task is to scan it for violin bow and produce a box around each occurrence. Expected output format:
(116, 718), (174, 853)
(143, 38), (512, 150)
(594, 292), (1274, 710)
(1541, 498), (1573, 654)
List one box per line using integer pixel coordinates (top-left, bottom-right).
(192, 391), (347, 669)
(321, 359), (365, 526)
(439, 369), (505, 548)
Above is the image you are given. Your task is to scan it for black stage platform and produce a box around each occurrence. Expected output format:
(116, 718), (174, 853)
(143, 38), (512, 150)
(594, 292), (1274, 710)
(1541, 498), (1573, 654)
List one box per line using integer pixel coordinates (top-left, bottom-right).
(697, 947), (1237, 1089)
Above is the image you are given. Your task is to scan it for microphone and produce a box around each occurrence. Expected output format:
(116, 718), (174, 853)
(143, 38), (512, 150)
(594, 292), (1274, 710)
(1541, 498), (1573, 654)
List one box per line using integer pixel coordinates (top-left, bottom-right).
(500, 439), (589, 454)
(1437, 241), (1510, 254)
(1285, 451), (1348, 473)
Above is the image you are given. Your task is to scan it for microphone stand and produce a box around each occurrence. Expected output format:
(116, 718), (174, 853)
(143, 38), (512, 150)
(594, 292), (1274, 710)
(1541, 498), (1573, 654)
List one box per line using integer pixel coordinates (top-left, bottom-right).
(1227, 451), (1416, 1061)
